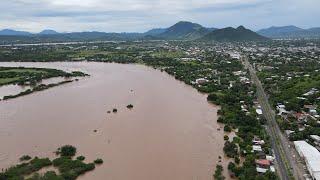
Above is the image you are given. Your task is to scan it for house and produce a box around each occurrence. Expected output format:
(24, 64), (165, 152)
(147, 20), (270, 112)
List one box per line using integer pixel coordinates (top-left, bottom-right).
(256, 152), (266, 159)
(285, 130), (295, 137)
(233, 71), (245, 76)
(294, 112), (308, 122)
(239, 77), (250, 84)
(266, 155), (275, 162)
(277, 104), (287, 115)
(195, 78), (208, 85)
(256, 159), (271, 168)
(252, 145), (263, 152)
(310, 135), (320, 143)
(256, 167), (269, 173)
(256, 109), (263, 115)
(256, 159), (275, 173)
(253, 138), (265, 145)
(303, 88), (319, 96)
(304, 105), (317, 110)
(310, 109), (318, 116)
(228, 52), (241, 59)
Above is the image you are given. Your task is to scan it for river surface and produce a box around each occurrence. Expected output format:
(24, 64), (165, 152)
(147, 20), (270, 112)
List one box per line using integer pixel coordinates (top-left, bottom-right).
(0, 62), (227, 180)
(0, 77), (74, 100)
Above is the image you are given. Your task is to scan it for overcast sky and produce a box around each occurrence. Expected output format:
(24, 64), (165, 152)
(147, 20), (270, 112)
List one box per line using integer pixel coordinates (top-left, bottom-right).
(0, 0), (319, 33)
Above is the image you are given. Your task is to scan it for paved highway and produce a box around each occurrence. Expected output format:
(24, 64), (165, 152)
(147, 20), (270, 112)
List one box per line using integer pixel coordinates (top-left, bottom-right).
(242, 56), (305, 180)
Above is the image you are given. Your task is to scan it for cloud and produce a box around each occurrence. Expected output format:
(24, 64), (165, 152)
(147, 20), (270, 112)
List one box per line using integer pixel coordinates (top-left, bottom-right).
(0, 0), (319, 32)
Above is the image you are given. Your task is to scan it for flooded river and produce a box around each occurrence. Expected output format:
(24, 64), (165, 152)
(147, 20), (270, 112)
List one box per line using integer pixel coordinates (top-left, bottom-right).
(0, 62), (227, 180)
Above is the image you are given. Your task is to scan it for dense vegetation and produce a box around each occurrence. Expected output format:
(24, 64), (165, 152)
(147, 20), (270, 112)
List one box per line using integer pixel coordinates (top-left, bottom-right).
(213, 165), (225, 180)
(0, 67), (87, 86)
(0, 145), (102, 180)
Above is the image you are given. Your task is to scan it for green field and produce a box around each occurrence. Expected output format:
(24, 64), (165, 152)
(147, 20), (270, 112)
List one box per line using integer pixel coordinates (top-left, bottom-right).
(0, 77), (20, 85)
(0, 67), (68, 86)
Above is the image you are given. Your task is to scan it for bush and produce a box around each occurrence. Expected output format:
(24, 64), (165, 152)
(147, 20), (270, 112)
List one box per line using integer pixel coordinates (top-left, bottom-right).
(126, 104), (134, 109)
(207, 93), (219, 102)
(235, 156), (240, 164)
(224, 125), (232, 132)
(223, 141), (238, 158)
(94, 159), (103, 164)
(213, 165), (225, 180)
(40, 171), (64, 180)
(20, 155), (32, 161)
(59, 145), (77, 157)
(77, 156), (85, 161)
(228, 162), (236, 171)
(217, 117), (225, 123)
(224, 135), (229, 141)
(53, 156), (95, 178)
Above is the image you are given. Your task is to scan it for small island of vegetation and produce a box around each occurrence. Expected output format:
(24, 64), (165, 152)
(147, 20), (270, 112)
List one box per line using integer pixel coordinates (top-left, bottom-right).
(126, 104), (134, 109)
(0, 66), (89, 100)
(0, 145), (102, 180)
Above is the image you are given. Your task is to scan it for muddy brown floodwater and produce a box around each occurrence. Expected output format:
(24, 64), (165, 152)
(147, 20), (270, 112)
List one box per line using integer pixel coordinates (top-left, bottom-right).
(0, 62), (229, 180)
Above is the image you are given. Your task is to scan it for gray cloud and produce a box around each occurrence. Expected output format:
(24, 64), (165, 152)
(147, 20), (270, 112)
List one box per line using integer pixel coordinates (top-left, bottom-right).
(0, 0), (319, 32)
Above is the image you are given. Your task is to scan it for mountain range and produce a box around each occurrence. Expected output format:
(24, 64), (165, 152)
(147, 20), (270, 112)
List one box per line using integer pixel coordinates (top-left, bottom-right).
(1, 22), (319, 43)
(0, 29), (32, 36)
(257, 25), (320, 39)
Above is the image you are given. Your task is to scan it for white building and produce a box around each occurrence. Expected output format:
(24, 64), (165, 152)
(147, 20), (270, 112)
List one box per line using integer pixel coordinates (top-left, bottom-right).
(252, 145), (263, 152)
(256, 109), (263, 115)
(195, 78), (208, 85)
(311, 135), (320, 143)
(294, 141), (320, 180)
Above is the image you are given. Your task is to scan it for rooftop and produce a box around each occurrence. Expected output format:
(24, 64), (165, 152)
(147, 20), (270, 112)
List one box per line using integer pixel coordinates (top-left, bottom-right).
(294, 141), (320, 179)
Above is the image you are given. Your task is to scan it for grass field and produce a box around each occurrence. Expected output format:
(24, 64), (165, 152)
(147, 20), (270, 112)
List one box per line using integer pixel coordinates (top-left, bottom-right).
(0, 77), (20, 85)
(0, 67), (60, 86)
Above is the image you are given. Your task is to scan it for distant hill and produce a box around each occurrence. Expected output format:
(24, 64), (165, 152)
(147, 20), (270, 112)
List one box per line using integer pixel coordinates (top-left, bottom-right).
(39, 29), (59, 35)
(41, 31), (144, 41)
(0, 31), (145, 44)
(207, 27), (218, 32)
(309, 27), (320, 33)
(144, 28), (167, 36)
(257, 25), (303, 37)
(0, 29), (32, 36)
(200, 26), (269, 42)
(157, 21), (212, 40)
(257, 26), (320, 39)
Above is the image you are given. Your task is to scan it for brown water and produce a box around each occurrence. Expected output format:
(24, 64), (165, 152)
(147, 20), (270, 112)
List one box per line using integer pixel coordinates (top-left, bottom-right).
(0, 77), (73, 100)
(0, 62), (228, 180)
